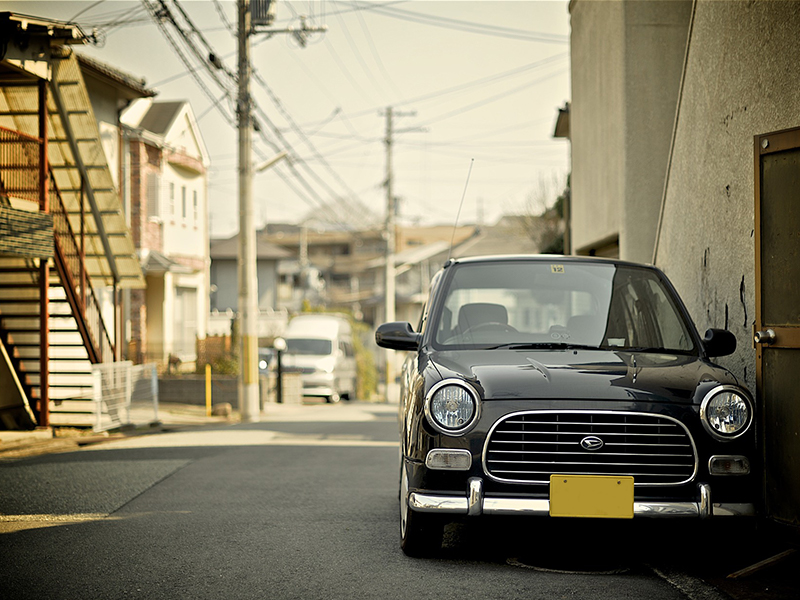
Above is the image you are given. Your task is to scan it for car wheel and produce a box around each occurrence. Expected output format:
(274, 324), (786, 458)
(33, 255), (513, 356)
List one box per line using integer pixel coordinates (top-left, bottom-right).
(400, 465), (442, 557)
(326, 393), (340, 404)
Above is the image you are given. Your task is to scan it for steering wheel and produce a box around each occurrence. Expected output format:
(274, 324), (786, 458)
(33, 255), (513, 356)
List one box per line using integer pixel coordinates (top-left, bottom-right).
(462, 322), (518, 335)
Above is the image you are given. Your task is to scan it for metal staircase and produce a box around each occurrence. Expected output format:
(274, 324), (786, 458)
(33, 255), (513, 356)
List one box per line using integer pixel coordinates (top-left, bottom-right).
(0, 257), (95, 426)
(1, 35), (144, 429)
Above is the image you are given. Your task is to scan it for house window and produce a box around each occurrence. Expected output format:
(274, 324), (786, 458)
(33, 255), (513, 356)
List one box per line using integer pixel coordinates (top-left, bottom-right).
(146, 173), (160, 219)
(181, 186), (187, 219)
(193, 190), (198, 222)
(169, 182), (175, 215)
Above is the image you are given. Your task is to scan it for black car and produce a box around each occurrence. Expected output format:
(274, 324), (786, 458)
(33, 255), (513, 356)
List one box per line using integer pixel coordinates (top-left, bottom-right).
(376, 255), (756, 557)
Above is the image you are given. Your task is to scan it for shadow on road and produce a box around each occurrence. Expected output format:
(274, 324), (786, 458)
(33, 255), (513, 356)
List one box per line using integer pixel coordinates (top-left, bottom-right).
(429, 516), (797, 599)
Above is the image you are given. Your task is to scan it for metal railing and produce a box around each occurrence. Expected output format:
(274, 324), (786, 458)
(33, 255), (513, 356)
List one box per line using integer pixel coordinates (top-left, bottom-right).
(49, 169), (115, 363)
(0, 126), (40, 203)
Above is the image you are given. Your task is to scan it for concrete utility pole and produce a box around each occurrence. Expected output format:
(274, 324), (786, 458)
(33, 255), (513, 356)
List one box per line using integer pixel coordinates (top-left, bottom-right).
(383, 107), (396, 401)
(382, 107), (420, 400)
(237, 1), (325, 421)
(238, 0), (259, 421)
(384, 107), (396, 329)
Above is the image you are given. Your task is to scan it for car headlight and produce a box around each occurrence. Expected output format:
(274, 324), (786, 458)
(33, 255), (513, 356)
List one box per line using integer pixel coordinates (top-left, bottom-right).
(425, 379), (481, 435)
(700, 385), (753, 440)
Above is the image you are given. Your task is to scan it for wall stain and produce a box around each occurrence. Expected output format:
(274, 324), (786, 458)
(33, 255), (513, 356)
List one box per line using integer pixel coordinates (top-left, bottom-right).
(740, 276), (748, 327)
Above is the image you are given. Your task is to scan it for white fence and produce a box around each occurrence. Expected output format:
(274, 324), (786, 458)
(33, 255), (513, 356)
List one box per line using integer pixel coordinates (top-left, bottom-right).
(92, 361), (159, 432)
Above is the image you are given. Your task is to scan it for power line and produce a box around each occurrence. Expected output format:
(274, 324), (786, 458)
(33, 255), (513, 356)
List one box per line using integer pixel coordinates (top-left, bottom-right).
(341, 1), (570, 44)
(341, 52), (569, 119)
(140, 0), (376, 231)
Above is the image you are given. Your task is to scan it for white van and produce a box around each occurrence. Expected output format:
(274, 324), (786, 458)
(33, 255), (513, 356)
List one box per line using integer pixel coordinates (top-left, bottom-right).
(281, 314), (357, 403)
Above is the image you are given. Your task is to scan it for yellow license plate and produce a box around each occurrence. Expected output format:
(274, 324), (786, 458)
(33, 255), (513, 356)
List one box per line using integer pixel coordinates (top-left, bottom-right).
(549, 474), (634, 519)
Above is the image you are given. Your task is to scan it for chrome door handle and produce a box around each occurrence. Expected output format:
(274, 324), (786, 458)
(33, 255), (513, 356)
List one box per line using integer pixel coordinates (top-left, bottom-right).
(754, 329), (776, 345)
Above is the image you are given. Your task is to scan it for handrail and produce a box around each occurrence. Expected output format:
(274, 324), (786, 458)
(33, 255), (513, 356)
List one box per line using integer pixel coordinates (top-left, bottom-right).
(0, 126), (41, 203)
(0, 126), (116, 365)
(48, 168), (114, 363)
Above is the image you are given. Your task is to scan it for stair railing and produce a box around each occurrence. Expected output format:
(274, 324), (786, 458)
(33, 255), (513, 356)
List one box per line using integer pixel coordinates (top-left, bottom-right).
(49, 168), (114, 364)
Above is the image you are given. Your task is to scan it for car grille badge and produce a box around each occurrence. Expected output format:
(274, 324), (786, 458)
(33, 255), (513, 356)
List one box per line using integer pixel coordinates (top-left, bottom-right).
(580, 436), (604, 451)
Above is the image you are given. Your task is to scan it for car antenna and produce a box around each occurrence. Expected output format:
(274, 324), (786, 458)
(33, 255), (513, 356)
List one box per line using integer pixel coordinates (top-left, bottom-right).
(448, 158), (475, 261)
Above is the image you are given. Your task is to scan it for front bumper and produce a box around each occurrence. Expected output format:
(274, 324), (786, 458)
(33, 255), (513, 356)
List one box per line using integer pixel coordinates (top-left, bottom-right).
(409, 478), (755, 519)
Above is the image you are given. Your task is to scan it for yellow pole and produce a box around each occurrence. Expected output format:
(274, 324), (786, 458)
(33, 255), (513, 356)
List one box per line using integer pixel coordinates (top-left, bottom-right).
(205, 363), (212, 417)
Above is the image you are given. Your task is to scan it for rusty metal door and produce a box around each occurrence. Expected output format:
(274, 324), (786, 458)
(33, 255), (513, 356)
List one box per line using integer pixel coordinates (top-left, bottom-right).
(754, 127), (800, 532)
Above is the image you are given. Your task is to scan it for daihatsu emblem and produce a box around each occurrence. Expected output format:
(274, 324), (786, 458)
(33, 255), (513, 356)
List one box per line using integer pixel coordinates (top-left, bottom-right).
(580, 436), (604, 451)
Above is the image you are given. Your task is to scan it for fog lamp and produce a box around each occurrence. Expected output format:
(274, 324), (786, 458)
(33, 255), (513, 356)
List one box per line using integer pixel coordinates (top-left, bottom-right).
(426, 449), (472, 471)
(709, 455), (750, 475)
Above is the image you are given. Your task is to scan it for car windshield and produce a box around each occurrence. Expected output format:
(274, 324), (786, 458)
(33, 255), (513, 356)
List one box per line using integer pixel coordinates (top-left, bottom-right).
(285, 338), (333, 355)
(433, 261), (696, 353)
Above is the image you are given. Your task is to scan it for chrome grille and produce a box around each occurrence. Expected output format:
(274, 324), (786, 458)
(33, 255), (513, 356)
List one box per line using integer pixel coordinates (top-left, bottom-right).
(483, 410), (697, 486)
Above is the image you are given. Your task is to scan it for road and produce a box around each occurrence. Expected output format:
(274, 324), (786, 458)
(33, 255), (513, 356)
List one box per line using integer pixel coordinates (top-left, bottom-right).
(0, 402), (790, 599)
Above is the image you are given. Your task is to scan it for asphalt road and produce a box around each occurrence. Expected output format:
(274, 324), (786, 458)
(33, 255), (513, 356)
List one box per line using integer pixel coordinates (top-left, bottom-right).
(0, 402), (792, 599)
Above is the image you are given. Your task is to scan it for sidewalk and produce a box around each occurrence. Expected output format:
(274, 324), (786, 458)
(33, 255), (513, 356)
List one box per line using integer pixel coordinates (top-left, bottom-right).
(0, 400), (397, 460)
(0, 402), (234, 461)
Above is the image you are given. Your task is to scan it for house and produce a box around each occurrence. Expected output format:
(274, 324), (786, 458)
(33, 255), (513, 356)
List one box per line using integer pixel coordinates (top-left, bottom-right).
(0, 13), (144, 428)
(121, 98), (211, 368)
(566, 0), (800, 533)
(261, 223), (477, 322)
(209, 232), (293, 339)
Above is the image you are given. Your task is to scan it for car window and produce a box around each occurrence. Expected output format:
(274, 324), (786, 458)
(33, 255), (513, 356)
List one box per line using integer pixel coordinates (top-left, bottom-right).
(285, 338), (333, 355)
(433, 262), (695, 353)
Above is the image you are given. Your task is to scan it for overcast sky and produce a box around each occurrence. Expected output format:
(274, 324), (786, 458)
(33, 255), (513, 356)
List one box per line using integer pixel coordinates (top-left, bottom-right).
(10, 1), (571, 237)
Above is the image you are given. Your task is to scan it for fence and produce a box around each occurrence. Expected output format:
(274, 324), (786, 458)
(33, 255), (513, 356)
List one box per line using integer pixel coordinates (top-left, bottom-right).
(92, 361), (159, 432)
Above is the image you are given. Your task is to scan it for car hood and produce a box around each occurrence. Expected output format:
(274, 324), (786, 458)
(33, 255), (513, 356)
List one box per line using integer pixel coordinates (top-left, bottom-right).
(427, 348), (737, 405)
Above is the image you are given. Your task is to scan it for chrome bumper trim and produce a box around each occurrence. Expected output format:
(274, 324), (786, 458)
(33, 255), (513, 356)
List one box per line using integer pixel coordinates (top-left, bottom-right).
(408, 480), (754, 519)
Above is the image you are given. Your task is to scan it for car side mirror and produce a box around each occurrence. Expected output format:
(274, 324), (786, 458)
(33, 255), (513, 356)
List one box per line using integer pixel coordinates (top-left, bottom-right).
(375, 322), (421, 351)
(703, 328), (737, 357)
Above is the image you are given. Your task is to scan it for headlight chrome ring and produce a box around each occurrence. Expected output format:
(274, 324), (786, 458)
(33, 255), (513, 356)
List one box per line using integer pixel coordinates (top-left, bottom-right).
(700, 385), (753, 441)
(425, 379), (481, 436)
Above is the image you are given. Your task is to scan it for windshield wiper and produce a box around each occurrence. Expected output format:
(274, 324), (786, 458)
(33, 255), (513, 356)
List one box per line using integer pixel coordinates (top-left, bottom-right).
(489, 342), (602, 351)
(617, 346), (675, 353)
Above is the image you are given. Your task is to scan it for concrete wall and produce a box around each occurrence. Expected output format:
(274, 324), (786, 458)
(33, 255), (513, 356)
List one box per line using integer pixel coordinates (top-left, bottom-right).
(570, 0), (626, 254)
(210, 258), (279, 312)
(158, 374), (302, 406)
(655, 0), (800, 392)
(570, 0), (691, 261)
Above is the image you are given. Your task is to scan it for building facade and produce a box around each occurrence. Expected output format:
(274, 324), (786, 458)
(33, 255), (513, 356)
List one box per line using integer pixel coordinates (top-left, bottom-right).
(122, 99), (211, 368)
(567, 0), (800, 532)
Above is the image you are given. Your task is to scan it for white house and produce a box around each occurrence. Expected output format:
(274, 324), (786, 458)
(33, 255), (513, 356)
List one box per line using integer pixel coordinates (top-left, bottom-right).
(122, 99), (211, 368)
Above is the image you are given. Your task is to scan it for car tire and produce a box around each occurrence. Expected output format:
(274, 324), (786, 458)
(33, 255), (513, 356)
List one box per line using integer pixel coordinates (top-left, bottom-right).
(326, 393), (340, 404)
(400, 466), (442, 557)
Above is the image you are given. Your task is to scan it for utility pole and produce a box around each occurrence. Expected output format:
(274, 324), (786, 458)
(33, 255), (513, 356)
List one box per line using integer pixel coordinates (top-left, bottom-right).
(382, 107), (420, 402)
(383, 107), (396, 402)
(237, 1), (325, 421)
(237, 0), (259, 421)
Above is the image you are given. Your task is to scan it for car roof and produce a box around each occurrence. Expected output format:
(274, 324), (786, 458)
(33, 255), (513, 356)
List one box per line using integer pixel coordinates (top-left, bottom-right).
(446, 254), (657, 270)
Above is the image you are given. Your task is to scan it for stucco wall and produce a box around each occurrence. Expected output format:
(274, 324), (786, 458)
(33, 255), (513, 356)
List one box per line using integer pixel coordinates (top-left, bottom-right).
(570, 0), (691, 261)
(655, 0), (800, 392)
(621, 0), (692, 262)
(570, 0), (626, 253)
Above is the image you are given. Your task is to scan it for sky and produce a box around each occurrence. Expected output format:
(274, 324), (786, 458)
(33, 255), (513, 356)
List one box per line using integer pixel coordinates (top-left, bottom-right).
(9, 1), (571, 238)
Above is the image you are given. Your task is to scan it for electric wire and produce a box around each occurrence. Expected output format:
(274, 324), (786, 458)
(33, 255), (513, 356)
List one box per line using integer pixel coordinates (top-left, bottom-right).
(343, 1), (569, 44)
(143, 0), (374, 231)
